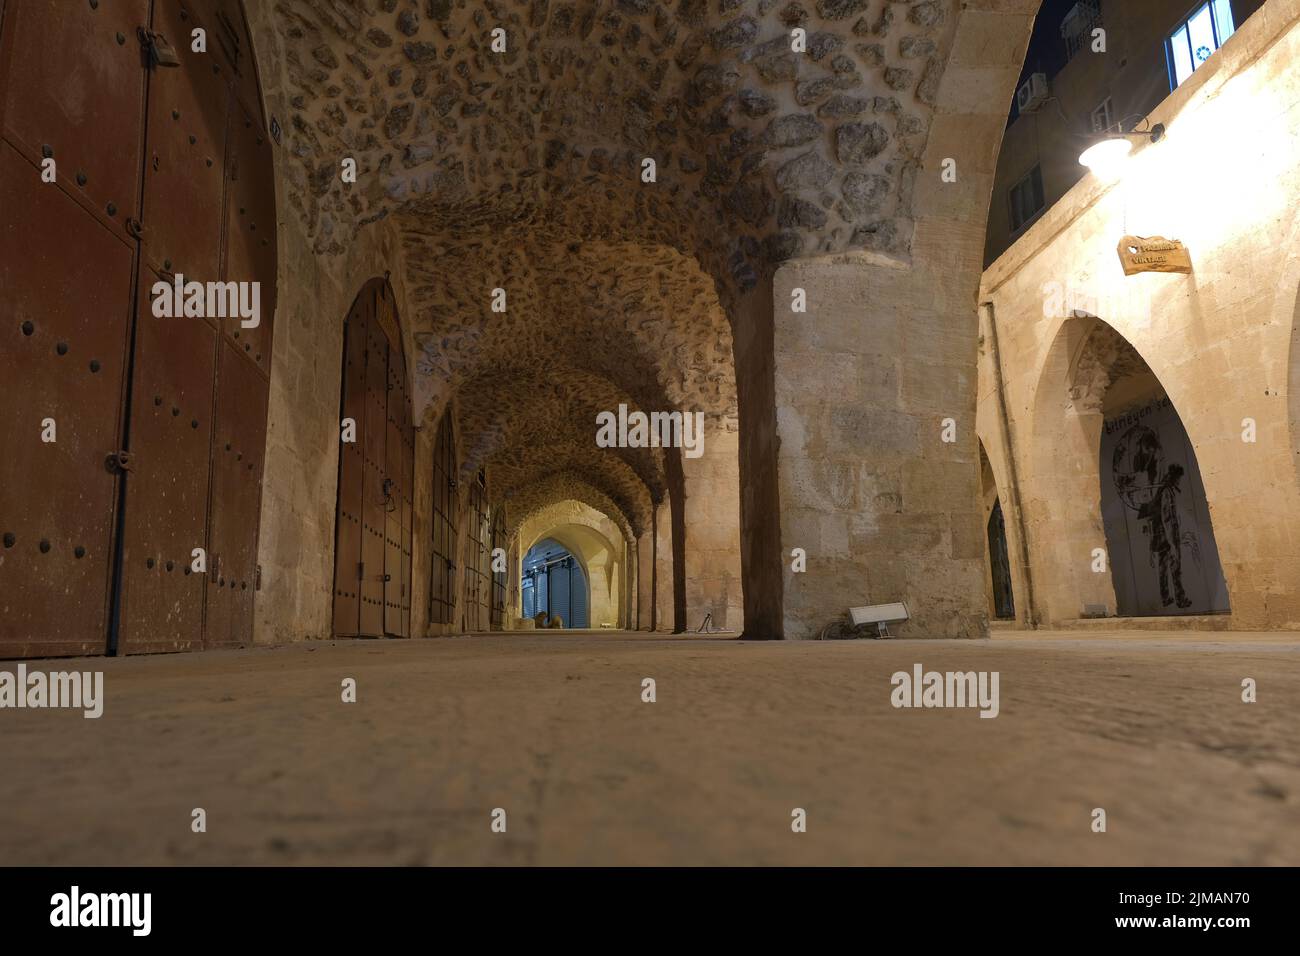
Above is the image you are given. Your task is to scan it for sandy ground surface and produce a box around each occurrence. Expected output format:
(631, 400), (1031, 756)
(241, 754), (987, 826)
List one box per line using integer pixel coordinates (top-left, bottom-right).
(2, 630), (1298, 866)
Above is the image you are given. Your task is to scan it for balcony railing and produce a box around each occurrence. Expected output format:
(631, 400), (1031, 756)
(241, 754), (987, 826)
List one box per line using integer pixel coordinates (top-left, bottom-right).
(1061, 0), (1103, 62)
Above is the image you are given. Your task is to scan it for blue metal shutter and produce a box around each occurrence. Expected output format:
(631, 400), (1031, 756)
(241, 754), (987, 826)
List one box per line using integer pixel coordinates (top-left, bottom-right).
(569, 561), (588, 627)
(550, 563), (571, 626)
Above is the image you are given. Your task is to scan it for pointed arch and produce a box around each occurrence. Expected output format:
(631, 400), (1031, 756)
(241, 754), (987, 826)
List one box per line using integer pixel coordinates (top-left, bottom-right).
(331, 277), (414, 638)
(1027, 314), (1230, 620)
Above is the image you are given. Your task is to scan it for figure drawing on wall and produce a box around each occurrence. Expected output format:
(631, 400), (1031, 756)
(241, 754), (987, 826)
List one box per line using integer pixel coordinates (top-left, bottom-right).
(1112, 425), (1193, 609)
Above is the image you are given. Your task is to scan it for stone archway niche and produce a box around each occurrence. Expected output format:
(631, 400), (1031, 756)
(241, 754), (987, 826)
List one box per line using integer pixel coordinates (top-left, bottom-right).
(516, 500), (632, 630)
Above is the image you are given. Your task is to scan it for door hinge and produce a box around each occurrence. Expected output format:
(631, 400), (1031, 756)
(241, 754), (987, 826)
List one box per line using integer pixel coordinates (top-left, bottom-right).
(104, 450), (134, 474)
(138, 28), (181, 69)
(255, 565), (262, 591)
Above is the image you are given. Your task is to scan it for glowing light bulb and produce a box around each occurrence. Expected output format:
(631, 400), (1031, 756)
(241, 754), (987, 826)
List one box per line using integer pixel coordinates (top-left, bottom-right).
(1078, 137), (1133, 180)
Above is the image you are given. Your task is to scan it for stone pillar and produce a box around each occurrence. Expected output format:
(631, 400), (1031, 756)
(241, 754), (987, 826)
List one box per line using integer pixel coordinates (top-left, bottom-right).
(681, 420), (744, 632)
(409, 424), (435, 636)
(505, 532), (522, 628)
(664, 450), (687, 633)
(1020, 402), (1117, 622)
(583, 550), (617, 628)
(731, 280), (785, 639)
(758, 1), (1035, 639)
(623, 537), (635, 629)
(636, 532), (653, 630)
(772, 252), (987, 640)
(653, 500), (674, 632)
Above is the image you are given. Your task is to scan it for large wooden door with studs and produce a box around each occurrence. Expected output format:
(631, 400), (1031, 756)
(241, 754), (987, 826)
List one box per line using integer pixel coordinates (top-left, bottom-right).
(0, 0), (276, 657)
(331, 279), (414, 638)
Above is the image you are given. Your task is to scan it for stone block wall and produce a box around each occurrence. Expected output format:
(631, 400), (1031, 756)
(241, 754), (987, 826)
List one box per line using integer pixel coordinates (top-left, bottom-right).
(773, 251), (987, 639)
(682, 422), (745, 632)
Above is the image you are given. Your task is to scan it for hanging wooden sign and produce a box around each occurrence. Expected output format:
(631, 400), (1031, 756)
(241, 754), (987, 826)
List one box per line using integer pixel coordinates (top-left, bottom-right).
(1117, 235), (1193, 276)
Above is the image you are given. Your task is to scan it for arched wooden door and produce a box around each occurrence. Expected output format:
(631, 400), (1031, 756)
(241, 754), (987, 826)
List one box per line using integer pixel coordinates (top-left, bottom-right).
(332, 278), (413, 638)
(0, 0), (276, 656)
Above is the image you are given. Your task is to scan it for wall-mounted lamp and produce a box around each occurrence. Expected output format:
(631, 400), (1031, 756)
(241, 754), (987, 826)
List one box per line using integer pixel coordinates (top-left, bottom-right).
(1078, 122), (1165, 179)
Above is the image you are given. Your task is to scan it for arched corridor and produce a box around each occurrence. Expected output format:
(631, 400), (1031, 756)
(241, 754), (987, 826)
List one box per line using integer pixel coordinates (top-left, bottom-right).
(6, 0), (1300, 650)
(236, 0), (1040, 644)
(85, 0), (1036, 649)
(11, 0), (1300, 879)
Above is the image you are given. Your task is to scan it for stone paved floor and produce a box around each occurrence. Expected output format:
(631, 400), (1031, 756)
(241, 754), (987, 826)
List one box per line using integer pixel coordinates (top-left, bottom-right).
(2, 631), (1298, 865)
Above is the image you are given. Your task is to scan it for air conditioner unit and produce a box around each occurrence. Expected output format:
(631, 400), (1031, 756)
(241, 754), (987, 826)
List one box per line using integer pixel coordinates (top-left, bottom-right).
(1016, 72), (1049, 113)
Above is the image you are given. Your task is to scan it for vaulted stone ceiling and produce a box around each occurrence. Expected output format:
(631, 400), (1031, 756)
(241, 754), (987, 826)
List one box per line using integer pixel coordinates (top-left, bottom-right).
(505, 473), (637, 539)
(454, 361), (666, 527)
(252, 0), (959, 531)
(263, 0), (951, 272)
(403, 234), (736, 418)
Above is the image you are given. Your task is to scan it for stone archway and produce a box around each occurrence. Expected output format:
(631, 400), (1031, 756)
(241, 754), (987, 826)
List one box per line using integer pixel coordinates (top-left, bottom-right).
(1026, 315), (1230, 622)
(521, 536), (591, 626)
(514, 498), (634, 630)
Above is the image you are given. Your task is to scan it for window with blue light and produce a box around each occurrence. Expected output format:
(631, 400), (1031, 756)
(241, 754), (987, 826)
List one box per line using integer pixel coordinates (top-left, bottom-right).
(1167, 0), (1236, 90)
